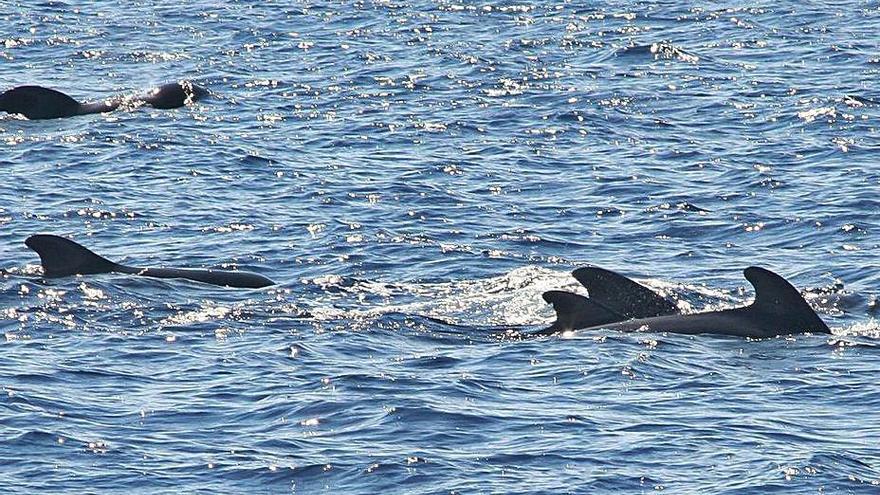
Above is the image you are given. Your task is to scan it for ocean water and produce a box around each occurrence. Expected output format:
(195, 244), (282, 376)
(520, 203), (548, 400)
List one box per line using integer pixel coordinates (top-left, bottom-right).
(2, 0), (880, 493)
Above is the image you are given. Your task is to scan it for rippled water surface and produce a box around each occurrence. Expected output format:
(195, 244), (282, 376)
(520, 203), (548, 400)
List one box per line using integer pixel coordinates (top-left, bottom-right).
(2, 1), (880, 493)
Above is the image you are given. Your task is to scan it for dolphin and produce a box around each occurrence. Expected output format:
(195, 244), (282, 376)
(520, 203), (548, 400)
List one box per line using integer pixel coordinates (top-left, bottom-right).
(540, 266), (830, 338)
(0, 81), (208, 120)
(25, 234), (274, 289)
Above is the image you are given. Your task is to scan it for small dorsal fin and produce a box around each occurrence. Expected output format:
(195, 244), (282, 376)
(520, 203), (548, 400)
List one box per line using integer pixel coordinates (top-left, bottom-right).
(539, 290), (624, 334)
(25, 235), (120, 278)
(0, 86), (82, 119)
(744, 267), (830, 334)
(572, 266), (679, 319)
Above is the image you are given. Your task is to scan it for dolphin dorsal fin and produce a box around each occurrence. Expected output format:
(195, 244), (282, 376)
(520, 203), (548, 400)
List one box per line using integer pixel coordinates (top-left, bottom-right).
(744, 267), (830, 334)
(25, 235), (121, 278)
(0, 86), (82, 119)
(572, 266), (679, 319)
(541, 290), (624, 333)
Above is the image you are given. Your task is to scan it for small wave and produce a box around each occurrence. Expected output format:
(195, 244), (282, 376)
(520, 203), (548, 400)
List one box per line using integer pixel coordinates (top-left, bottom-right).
(618, 41), (700, 64)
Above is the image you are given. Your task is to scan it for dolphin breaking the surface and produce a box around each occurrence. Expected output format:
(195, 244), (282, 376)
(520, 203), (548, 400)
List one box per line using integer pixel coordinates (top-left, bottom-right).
(540, 266), (830, 338)
(0, 81), (208, 120)
(25, 234), (274, 289)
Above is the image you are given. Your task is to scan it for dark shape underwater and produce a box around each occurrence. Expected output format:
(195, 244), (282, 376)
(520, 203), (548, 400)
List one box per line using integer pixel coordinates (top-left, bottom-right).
(540, 266), (830, 338)
(25, 234), (274, 289)
(0, 81), (208, 120)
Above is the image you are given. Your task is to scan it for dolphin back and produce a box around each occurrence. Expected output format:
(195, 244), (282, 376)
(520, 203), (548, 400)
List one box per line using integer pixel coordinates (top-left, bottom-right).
(137, 267), (275, 289)
(25, 234), (120, 277)
(540, 266), (830, 337)
(141, 81), (208, 109)
(540, 266), (681, 334)
(744, 267), (830, 334)
(25, 234), (274, 288)
(0, 82), (208, 119)
(0, 86), (83, 119)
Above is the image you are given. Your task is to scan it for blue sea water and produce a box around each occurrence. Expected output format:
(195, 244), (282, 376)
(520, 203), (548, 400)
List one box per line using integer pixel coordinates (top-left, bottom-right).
(2, 0), (880, 492)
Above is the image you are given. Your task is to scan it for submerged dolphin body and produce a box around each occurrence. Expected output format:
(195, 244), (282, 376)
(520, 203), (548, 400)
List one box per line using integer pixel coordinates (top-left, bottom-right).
(25, 234), (274, 289)
(541, 266), (830, 338)
(0, 81), (208, 120)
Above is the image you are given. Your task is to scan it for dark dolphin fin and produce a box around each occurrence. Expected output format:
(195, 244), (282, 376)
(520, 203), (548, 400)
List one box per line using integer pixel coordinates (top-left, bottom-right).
(0, 86), (83, 119)
(141, 81), (209, 109)
(25, 234), (125, 277)
(538, 290), (625, 334)
(572, 266), (679, 318)
(744, 267), (831, 334)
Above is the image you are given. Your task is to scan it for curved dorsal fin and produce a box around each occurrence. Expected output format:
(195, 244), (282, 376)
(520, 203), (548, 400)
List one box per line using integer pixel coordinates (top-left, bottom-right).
(540, 290), (624, 333)
(572, 266), (679, 319)
(744, 267), (830, 334)
(25, 235), (121, 278)
(0, 86), (82, 119)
